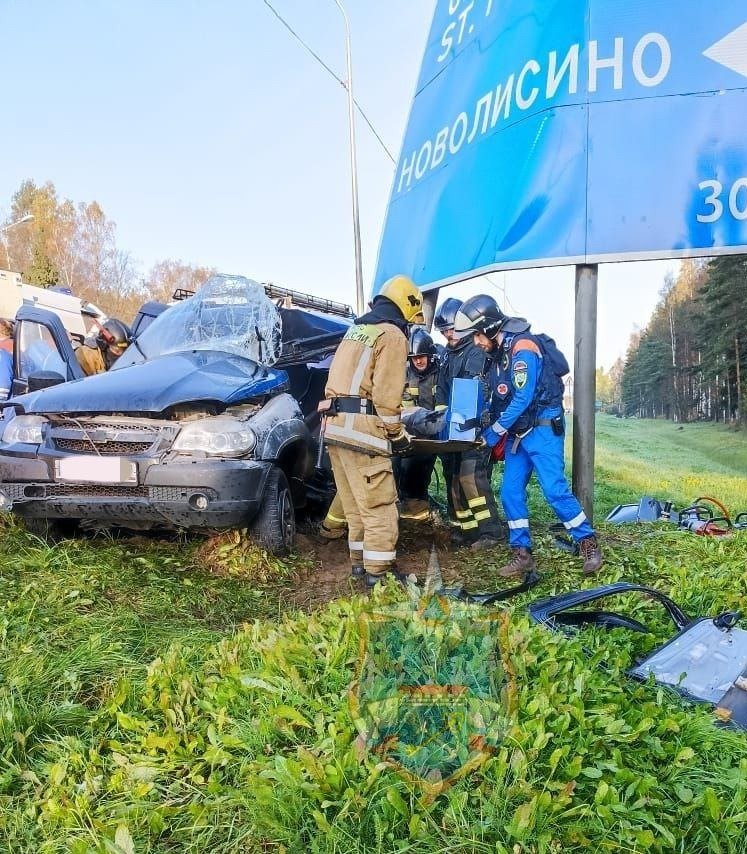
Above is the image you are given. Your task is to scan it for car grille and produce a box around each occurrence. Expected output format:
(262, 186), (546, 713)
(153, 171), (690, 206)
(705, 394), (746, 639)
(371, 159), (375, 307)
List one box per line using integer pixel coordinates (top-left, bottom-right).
(48, 418), (171, 456)
(52, 420), (158, 433)
(54, 438), (153, 455)
(1, 483), (218, 501)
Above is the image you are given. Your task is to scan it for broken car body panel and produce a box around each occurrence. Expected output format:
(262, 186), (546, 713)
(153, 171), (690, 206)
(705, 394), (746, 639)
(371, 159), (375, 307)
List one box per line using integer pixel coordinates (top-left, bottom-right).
(529, 583), (747, 731)
(11, 351), (289, 415)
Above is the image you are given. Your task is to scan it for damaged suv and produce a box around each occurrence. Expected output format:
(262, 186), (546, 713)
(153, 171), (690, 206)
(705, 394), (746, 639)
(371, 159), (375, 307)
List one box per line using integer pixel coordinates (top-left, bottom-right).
(0, 275), (350, 553)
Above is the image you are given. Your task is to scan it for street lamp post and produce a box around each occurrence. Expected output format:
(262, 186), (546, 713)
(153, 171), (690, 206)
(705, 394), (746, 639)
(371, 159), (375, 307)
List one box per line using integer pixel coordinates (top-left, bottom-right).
(331, 0), (365, 315)
(1, 214), (34, 271)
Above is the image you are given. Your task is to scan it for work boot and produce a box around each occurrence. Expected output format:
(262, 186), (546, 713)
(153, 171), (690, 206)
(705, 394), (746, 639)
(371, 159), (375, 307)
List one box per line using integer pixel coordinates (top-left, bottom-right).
(365, 568), (410, 589)
(579, 536), (603, 575)
(497, 547), (536, 578)
(399, 499), (431, 522)
(311, 522), (346, 545)
(318, 522), (346, 541)
(350, 564), (365, 579)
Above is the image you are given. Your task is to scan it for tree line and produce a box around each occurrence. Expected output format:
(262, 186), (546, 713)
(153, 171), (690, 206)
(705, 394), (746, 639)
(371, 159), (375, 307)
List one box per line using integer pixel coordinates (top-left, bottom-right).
(618, 257), (746, 426)
(1, 179), (213, 324)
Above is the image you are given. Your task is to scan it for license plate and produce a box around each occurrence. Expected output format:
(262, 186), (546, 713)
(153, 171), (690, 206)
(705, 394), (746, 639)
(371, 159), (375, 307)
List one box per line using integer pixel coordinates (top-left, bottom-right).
(55, 456), (137, 484)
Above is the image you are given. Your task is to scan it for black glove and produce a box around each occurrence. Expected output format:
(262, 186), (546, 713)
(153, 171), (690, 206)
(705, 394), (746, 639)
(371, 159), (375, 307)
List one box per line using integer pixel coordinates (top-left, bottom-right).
(389, 430), (412, 455)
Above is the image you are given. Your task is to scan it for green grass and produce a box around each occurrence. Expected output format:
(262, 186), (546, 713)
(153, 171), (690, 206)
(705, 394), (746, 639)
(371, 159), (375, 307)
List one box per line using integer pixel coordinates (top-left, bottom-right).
(593, 415), (747, 512)
(1, 417), (746, 853)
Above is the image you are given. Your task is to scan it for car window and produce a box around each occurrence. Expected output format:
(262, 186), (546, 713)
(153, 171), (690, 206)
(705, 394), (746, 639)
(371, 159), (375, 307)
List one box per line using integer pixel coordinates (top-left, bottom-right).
(131, 274), (282, 365)
(17, 320), (68, 380)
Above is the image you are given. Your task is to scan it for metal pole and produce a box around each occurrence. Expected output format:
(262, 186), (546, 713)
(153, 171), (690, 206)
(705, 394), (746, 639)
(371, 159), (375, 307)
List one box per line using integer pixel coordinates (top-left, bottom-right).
(332, 0), (364, 315)
(572, 264), (598, 522)
(1, 215), (35, 271)
(422, 289), (439, 331)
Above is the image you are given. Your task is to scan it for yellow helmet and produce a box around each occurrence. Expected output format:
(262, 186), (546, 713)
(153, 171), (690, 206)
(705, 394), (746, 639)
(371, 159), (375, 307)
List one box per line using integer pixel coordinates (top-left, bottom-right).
(378, 274), (425, 324)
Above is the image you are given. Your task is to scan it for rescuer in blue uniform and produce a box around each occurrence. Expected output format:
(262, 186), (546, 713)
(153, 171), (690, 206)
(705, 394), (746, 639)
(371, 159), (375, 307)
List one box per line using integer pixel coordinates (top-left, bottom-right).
(453, 294), (603, 577)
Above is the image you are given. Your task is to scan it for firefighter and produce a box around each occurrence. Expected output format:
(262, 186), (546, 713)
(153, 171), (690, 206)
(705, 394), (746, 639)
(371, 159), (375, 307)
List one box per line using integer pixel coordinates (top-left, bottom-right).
(317, 492), (347, 541)
(435, 299), (505, 550)
(322, 274), (424, 587)
(453, 294), (603, 576)
(398, 326), (440, 521)
(432, 298), (462, 524)
(76, 318), (132, 376)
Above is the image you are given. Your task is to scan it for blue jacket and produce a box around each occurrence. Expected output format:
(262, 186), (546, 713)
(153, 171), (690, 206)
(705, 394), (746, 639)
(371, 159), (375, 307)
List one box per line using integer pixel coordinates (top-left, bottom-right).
(490, 333), (564, 433)
(0, 349), (13, 401)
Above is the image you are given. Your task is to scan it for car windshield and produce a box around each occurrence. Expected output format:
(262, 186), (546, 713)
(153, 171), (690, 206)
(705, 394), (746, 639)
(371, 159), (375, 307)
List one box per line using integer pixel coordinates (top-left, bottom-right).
(131, 274), (283, 365)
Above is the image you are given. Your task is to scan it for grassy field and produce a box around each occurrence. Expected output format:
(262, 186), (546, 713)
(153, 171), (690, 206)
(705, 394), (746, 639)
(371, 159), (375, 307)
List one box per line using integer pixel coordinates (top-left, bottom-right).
(1, 415), (746, 853)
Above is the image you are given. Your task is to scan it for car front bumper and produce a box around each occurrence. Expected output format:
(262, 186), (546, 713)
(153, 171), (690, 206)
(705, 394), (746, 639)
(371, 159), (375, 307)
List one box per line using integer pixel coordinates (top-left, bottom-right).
(0, 452), (274, 529)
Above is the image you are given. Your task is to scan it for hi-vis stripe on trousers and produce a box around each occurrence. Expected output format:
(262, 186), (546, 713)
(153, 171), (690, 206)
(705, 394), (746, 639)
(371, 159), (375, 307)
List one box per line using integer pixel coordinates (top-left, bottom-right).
(328, 445), (398, 575)
(450, 447), (504, 539)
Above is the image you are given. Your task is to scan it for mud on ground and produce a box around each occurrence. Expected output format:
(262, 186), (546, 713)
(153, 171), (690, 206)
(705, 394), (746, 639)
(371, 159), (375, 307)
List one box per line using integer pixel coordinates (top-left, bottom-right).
(287, 517), (513, 611)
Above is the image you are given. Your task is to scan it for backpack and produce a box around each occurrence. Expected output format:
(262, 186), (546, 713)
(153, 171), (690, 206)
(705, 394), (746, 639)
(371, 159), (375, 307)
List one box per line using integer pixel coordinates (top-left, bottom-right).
(535, 333), (570, 379)
(511, 333), (569, 426)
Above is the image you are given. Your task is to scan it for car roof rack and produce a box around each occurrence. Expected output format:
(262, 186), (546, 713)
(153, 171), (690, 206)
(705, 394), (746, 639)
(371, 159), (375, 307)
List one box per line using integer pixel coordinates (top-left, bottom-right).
(263, 282), (355, 319)
(170, 281), (355, 319)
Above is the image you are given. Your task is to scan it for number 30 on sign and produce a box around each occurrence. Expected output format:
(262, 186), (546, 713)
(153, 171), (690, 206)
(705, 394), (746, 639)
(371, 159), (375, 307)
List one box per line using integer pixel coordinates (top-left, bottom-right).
(697, 178), (747, 223)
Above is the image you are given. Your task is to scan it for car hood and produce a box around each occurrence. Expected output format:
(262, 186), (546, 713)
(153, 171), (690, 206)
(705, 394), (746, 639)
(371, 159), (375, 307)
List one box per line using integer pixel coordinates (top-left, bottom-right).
(12, 350), (289, 415)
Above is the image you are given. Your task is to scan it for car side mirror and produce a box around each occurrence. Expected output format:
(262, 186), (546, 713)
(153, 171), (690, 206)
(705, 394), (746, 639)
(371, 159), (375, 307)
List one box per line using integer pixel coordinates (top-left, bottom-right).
(28, 371), (66, 392)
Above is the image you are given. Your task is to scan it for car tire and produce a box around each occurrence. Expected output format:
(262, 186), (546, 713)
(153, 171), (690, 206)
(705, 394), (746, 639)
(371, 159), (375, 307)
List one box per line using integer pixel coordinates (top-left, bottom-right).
(249, 466), (295, 556)
(22, 516), (79, 543)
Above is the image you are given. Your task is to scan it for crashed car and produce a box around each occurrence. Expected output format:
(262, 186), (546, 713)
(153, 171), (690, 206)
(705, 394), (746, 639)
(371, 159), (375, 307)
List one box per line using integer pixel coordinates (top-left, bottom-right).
(0, 275), (350, 553)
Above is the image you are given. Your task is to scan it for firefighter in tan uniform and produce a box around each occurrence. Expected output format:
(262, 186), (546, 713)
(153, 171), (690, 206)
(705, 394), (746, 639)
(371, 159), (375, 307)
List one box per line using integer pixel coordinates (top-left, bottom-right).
(317, 492), (347, 541)
(322, 275), (424, 587)
(75, 318), (132, 376)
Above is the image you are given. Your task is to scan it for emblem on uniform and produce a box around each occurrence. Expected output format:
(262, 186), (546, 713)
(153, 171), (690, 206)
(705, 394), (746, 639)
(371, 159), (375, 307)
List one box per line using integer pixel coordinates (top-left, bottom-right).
(513, 359), (528, 390)
(497, 383), (509, 395)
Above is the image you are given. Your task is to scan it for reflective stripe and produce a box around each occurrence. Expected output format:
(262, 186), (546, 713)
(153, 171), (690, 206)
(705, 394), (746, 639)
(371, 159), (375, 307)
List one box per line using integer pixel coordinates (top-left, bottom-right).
(326, 513), (346, 523)
(461, 520), (479, 531)
(507, 519), (529, 529)
(348, 540), (364, 550)
(563, 511), (588, 530)
(455, 509), (473, 519)
(473, 509), (492, 522)
(349, 348), (372, 395)
(468, 496), (487, 508)
(363, 549), (397, 561)
(325, 422), (390, 451)
(407, 387), (419, 395)
(380, 414), (401, 424)
(435, 404), (448, 412)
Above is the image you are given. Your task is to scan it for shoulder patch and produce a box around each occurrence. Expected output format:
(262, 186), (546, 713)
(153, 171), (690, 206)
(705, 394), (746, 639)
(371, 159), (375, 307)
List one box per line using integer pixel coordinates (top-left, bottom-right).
(512, 339), (541, 357)
(344, 324), (384, 347)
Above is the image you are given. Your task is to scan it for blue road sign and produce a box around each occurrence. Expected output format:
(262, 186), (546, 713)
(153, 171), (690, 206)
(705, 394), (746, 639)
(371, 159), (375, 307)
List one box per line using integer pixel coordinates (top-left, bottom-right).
(374, 0), (747, 291)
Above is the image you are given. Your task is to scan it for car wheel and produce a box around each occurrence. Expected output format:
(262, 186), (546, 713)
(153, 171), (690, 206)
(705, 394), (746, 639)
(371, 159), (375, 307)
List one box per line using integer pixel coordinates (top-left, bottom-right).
(22, 517), (79, 543)
(249, 466), (296, 556)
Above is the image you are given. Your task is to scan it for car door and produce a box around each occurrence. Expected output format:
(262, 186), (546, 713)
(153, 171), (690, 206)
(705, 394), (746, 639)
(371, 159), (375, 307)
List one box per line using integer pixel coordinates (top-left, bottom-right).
(11, 305), (85, 396)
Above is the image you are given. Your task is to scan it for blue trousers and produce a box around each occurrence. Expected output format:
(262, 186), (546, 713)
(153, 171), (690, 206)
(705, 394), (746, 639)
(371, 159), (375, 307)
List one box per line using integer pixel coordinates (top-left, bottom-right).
(500, 410), (594, 549)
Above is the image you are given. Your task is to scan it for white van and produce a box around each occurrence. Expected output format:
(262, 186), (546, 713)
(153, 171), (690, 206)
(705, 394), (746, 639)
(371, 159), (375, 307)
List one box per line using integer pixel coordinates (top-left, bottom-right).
(0, 268), (106, 340)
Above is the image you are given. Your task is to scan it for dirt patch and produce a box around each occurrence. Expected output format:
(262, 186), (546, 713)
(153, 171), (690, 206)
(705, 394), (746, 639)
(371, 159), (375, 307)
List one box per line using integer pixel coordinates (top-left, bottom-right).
(286, 519), (504, 612)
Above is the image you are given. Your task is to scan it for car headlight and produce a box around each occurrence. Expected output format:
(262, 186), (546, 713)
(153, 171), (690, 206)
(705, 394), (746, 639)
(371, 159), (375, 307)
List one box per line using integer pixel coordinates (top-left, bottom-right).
(2, 415), (48, 445)
(173, 416), (257, 457)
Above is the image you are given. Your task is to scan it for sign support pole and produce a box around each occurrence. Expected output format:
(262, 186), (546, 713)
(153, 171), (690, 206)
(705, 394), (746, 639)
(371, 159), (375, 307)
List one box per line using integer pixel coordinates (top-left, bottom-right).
(422, 289), (439, 331)
(572, 264), (598, 523)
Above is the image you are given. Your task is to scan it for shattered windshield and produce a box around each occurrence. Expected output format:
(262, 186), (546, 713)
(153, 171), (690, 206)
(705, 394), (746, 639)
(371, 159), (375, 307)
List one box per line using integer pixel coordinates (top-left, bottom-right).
(132, 275), (283, 365)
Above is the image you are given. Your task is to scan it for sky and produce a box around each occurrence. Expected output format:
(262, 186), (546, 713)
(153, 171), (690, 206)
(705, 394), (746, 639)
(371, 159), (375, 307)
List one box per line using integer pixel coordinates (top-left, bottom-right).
(1, 0), (677, 369)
